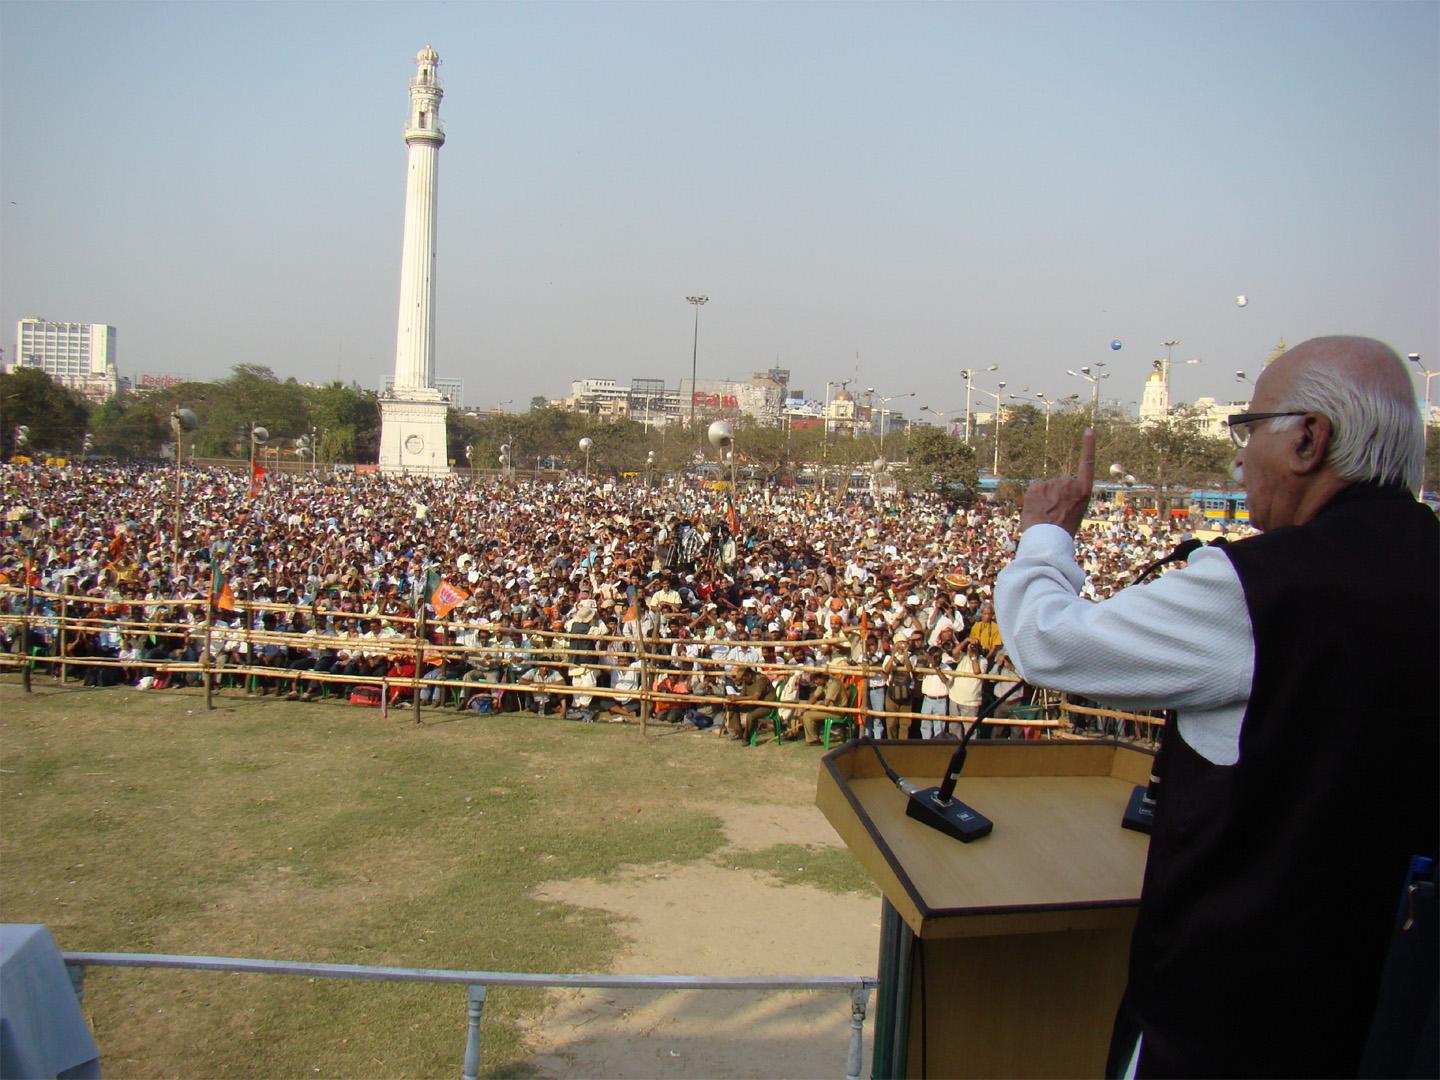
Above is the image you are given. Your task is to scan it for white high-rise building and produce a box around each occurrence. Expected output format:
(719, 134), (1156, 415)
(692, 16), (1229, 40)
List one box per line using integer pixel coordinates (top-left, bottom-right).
(377, 45), (451, 473)
(11, 318), (120, 403)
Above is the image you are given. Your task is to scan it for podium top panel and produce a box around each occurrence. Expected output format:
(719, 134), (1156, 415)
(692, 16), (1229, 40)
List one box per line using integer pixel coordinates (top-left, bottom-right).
(817, 741), (1152, 939)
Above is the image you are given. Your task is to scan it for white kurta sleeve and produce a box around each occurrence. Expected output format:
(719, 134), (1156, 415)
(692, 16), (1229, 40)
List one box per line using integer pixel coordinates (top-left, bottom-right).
(995, 525), (1255, 765)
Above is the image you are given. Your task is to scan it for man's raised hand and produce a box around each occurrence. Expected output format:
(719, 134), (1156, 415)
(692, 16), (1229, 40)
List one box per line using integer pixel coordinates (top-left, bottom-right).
(1018, 428), (1095, 536)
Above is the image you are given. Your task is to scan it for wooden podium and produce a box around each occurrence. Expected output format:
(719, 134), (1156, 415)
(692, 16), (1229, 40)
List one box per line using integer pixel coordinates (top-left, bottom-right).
(817, 740), (1153, 1079)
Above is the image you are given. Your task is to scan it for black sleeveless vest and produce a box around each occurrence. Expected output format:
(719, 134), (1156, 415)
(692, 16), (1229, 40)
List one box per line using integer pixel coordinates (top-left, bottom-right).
(1109, 484), (1439, 1078)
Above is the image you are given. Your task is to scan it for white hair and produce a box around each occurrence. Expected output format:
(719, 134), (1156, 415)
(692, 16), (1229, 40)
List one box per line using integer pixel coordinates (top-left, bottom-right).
(1270, 363), (1423, 491)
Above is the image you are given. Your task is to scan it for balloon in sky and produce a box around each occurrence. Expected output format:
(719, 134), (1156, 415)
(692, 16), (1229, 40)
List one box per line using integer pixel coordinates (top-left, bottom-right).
(1236, 295), (1249, 307)
(1110, 340), (1122, 350)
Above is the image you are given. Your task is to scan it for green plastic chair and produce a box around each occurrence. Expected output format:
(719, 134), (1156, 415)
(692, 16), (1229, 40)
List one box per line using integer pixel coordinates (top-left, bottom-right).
(1009, 703), (1047, 739)
(748, 706), (784, 746)
(821, 685), (861, 750)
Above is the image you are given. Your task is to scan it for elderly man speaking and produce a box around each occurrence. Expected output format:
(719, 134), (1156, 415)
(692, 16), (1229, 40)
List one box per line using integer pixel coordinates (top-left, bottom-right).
(995, 336), (1437, 1078)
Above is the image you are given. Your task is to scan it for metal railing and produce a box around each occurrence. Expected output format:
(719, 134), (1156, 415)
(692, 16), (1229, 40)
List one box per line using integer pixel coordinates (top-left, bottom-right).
(62, 951), (876, 1080)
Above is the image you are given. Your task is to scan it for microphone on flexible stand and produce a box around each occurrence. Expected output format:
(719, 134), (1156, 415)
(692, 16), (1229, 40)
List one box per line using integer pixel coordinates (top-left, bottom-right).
(1132, 536), (1204, 586)
(863, 679), (1025, 843)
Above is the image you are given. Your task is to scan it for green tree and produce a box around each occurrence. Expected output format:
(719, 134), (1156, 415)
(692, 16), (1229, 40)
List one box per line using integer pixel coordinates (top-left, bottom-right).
(903, 426), (980, 504)
(1108, 414), (1233, 513)
(0, 368), (91, 457)
(89, 393), (169, 459)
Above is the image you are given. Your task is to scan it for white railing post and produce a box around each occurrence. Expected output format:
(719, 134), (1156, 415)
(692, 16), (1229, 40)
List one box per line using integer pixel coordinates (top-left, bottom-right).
(847, 985), (869, 1080)
(461, 983), (486, 1080)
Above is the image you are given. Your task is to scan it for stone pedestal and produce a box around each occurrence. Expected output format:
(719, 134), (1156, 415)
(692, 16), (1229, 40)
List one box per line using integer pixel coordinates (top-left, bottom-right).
(377, 393), (450, 474)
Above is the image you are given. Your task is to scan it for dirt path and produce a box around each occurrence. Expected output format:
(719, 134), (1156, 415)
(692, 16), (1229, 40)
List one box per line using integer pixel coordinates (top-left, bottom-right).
(524, 801), (880, 1079)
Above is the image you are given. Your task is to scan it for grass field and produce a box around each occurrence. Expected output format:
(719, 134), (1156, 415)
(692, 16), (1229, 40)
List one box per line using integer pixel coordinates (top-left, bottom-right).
(0, 679), (871, 1078)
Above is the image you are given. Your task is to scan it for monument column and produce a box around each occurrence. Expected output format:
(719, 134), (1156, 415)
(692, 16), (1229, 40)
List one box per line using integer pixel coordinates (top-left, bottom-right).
(378, 45), (450, 472)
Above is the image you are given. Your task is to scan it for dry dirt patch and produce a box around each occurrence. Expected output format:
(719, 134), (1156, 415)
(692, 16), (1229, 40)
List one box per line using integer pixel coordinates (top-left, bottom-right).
(525, 803), (881, 1080)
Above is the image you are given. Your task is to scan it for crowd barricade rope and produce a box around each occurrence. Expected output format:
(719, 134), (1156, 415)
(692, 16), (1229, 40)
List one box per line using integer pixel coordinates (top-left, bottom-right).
(0, 584), (1167, 737)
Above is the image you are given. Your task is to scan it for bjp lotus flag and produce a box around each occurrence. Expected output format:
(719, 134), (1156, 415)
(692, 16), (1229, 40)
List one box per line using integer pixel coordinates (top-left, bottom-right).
(426, 570), (469, 620)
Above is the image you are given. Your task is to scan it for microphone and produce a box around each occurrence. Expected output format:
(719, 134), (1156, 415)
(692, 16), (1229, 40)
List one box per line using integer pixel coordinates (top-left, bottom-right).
(1122, 763), (1163, 833)
(863, 678), (1026, 844)
(1132, 536), (1204, 586)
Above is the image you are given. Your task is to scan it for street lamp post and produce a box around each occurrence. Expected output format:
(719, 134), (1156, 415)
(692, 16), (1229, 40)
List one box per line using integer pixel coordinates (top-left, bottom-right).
(1066, 364), (1110, 422)
(1410, 354), (1436, 495)
(918, 405), (958, 436)
(958, 366), (998, 444)
(866, 388), (915, 458)
(686, 296), (708, 443)
(579, 437), (593, 480)
(975, 383), (1007, 476)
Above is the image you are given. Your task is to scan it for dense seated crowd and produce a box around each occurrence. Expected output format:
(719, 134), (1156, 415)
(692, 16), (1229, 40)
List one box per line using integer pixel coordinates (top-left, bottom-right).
(0, 463), (1227, 742)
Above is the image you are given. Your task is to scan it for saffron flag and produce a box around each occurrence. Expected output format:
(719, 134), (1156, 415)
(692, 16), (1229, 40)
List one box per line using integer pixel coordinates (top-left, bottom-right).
(211, 563), (237, 611)
(425, 570), (469, 620)
(247, 454), (267, 501)
(623, 584), (640, 628)
(214, 579), (237, 612)
(726, 491), (738, 534)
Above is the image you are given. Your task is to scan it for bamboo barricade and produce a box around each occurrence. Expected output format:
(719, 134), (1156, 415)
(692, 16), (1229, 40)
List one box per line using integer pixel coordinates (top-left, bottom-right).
(0, 583), (1167, 738)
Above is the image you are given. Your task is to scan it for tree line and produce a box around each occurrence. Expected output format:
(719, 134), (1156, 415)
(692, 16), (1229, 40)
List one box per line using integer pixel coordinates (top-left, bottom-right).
(10, 363), (1412, 507)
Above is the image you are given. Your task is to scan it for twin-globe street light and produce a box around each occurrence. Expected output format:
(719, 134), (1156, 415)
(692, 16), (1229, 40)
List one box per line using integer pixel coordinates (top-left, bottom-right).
(1067, 363), (1109, 422)
(958, 366), (998, 444)
(918, 405), (956, 436)
(974, 383), (1007, 475)
(866, 388), (915, 457)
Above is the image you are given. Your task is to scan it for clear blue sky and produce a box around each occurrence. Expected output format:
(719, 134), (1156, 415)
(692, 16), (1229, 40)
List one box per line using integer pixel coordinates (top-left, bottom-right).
(2, 1), (1436, 414)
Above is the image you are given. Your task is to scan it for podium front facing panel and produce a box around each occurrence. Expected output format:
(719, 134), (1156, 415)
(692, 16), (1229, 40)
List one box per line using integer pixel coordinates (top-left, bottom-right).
(817, 740), (1152, 1078)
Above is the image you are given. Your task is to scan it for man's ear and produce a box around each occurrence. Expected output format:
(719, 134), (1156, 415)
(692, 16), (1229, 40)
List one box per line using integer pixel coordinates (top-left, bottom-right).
(1290, 413), (1333, 476)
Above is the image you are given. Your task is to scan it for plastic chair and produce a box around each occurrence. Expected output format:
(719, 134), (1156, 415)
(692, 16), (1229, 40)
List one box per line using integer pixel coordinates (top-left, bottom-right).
(1009, 703), (1047, 740)
(748, 707), (784, 746)
(821, 685), (861, 750)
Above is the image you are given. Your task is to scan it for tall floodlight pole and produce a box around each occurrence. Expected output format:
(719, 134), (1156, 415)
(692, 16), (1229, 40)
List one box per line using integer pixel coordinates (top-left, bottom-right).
(686, 296), (708, 444)
(958, 366), (997, 444)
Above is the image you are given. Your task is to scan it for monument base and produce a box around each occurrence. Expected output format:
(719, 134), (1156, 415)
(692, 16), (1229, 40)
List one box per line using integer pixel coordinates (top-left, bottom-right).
(378, 394), (451, 473)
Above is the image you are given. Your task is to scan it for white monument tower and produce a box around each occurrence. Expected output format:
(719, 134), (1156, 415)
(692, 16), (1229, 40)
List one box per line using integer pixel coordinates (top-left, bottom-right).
(378, 45), (450, 473)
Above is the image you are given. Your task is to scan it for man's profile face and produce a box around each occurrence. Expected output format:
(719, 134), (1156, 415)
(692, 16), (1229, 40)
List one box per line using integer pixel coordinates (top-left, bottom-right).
(1235, 352), (1300, 533)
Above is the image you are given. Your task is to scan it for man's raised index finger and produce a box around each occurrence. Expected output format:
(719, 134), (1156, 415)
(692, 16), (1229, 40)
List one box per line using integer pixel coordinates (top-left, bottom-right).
(1078, 428), (1096, 491)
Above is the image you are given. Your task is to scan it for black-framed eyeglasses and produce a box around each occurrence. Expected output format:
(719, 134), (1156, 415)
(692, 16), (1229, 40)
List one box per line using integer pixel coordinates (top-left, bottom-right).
(1227, 411), (1309, 448)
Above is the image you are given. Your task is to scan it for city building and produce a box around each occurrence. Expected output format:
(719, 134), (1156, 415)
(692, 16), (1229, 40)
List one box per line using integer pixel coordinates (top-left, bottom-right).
(1188, 397), (1250, 439)
(10, 318), (120, 403)
(384, 375), (463, 406)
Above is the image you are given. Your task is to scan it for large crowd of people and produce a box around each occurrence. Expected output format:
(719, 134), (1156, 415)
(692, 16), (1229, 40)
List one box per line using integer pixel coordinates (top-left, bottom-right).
(0, 462), (1225, 741)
